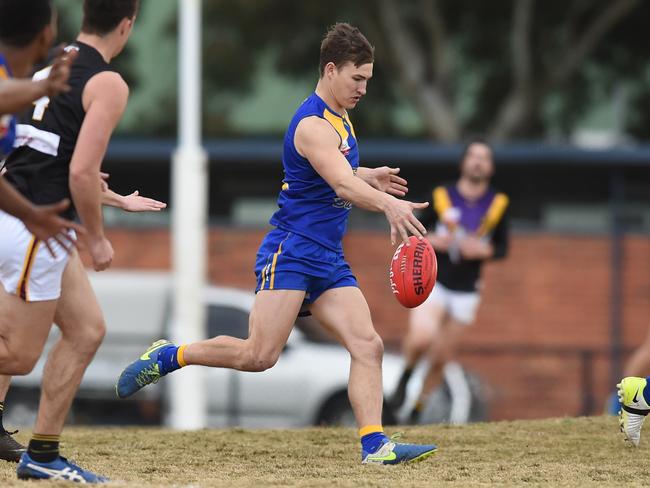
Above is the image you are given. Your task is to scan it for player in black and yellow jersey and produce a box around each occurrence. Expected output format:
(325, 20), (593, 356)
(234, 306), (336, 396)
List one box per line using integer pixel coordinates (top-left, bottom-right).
(0, 0), (143, 482)
(0, 0), (82, 256)
(0, 0), (86, 464)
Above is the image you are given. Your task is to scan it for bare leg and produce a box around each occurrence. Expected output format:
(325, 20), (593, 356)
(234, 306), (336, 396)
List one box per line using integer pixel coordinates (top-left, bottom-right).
(0, 376), (11, 401)
(0, 374), (11, 432)
(183, 289), (304, 371)
(0, 264), (57, 460)
(402, 300), (446, 367)
(417, 319), (468, 403)
(0, 373), (25, 462)
(624, 326), (650, 377)
(390, 300), (446, 409)
(0, 287), (56, 375)
(33, 252), (106, 435)
(311, 287), (384, 428)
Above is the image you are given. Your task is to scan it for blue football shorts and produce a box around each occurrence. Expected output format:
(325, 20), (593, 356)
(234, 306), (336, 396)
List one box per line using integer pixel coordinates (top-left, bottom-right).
(254, 228), (358, 304)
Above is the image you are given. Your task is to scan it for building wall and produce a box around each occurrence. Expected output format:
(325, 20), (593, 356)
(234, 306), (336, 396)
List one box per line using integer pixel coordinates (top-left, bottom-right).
(97, 228), (650, 420)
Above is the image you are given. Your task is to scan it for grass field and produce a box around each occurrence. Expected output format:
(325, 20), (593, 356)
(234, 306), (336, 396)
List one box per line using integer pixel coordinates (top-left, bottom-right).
(0, 416), (647, 487)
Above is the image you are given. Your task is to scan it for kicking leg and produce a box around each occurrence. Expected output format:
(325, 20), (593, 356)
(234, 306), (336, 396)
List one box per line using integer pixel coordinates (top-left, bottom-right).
(183, 289), (304, 370)
(116, 289), (305, 398)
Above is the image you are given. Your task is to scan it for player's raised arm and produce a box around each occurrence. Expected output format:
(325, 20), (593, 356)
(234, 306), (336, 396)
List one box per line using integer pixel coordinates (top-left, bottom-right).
(295, 116), (427, 245)
(69, 71), (128, 271)
(0, 47), (76, 114)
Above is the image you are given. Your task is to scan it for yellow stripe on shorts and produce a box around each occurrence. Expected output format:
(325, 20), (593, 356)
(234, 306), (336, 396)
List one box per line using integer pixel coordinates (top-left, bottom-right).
(259, 263), (269, 291)
(269, 241), (284, 290)
(17, 237), (40, 301)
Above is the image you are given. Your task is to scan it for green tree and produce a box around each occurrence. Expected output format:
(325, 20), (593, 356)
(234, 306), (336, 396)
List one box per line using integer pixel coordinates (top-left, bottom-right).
(202, 0), (646, 141)
(53, 0), (649, 141)
(54, 0), (176, 135)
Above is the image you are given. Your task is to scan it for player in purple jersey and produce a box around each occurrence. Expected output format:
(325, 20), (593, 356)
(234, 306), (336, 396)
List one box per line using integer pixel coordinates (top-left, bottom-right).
(117, 23), (439, 465)
(390, 140), (510, 423)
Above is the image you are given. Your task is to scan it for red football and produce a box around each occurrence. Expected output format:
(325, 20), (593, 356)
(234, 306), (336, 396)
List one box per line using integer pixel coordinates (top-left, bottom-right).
(389, 236), (437, 308)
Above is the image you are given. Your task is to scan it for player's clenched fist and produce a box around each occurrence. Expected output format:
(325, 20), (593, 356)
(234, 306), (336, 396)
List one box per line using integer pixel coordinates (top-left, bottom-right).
(87, 235), (114, 271)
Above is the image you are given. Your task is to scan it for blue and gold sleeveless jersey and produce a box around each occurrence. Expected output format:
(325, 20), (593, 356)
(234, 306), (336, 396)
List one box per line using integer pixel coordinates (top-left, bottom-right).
(0, 54), (16, 158)
(269, 92), (359, 252)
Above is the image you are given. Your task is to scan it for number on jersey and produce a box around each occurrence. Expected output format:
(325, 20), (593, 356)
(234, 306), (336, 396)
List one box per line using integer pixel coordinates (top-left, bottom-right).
(31, 66), (52, 122)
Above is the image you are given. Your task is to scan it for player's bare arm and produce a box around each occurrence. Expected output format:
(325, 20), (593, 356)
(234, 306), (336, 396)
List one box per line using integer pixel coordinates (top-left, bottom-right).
(99, 173), (167, 212)
(0, 79), (54, 114)
(102, 188), (167, 212)
(356, 166), (408, 197)
(0, 48), (76, 114)
(69, 71), (128, 271)
(295, 116), (427, 245)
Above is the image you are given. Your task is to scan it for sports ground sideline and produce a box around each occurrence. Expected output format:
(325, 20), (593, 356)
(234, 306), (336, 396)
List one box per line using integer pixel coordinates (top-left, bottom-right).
(0, 416), (646, 487)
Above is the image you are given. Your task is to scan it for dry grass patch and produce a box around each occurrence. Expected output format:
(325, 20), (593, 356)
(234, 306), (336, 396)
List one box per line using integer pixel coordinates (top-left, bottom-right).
(1, 416), (647, 487)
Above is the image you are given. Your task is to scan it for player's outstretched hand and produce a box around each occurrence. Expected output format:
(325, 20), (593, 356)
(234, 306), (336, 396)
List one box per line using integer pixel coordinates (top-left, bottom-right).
(23, 199), (85, 258)
(368, 166), (408, 197)
(44, 45), (78, 97)
(383, 197), (429, 246)
(122, 191), (167, 212)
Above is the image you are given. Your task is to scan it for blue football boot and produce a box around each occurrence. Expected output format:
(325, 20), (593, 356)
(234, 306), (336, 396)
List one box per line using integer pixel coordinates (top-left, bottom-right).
(17, 452), (108, 483)
(362, 437), (437, 465)
(116, 339), (175, 399)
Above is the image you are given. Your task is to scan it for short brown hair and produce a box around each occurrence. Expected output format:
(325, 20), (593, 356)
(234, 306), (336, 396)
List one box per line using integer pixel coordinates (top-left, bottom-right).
(82, 0), (139, 36)
(319, 23), (374, 77)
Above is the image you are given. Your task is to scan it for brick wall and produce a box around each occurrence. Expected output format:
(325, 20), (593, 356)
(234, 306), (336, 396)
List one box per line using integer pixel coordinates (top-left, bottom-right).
(96, 228), (650, 420)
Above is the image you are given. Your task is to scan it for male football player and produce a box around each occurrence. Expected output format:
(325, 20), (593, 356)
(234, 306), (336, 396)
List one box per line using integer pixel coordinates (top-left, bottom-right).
(118, 23), (438, 465)
(0, 0), (141, 481)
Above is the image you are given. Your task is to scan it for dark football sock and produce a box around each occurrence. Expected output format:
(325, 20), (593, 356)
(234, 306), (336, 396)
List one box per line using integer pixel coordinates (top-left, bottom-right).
(27, 434), (60, 463)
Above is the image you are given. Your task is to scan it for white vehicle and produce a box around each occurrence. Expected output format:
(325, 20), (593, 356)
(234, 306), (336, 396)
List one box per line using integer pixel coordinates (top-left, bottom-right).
(10, 271), (405, 428)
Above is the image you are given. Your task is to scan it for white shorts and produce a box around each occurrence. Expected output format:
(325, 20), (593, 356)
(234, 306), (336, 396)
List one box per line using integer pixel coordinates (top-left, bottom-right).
(422, 282), (481, 325)
(0, 210), (71, 302)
